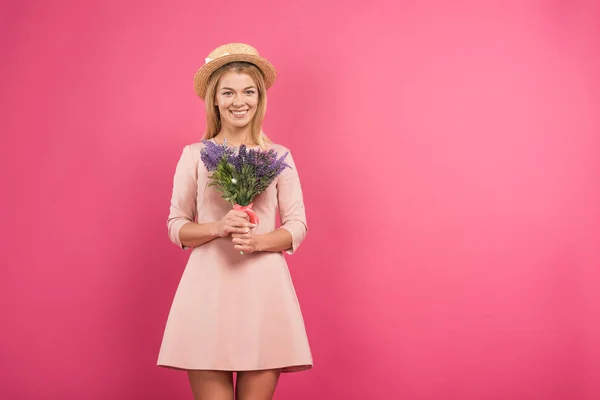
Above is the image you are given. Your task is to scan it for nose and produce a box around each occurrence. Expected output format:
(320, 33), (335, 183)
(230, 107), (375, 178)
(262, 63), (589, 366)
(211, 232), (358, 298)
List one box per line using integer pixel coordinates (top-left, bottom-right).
(232, 93), (244, 107)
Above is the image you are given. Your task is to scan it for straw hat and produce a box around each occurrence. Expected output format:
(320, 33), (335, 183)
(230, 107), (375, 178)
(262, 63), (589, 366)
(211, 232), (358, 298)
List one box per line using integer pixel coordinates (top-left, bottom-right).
(193, 43), (277, 99)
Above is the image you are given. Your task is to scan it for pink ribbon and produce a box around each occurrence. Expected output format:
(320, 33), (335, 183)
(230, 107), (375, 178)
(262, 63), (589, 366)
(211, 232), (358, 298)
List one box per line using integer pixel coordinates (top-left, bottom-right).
(233, 203), (259, 225)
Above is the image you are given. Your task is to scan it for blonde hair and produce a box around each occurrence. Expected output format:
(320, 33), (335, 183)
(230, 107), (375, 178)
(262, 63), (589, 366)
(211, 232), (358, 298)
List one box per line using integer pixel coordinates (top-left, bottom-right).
(203, 62), (271, 148)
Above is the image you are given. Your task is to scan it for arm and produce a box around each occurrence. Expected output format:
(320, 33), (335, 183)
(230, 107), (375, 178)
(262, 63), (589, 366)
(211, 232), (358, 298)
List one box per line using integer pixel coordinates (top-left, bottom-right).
(166, 145), (219, 249)
(166, 145), (196, 249)
(178, 221), (220, 248)
(180, 212), (253, 248)
(254, 227), (294, 252)
(167, 145), (252, 249)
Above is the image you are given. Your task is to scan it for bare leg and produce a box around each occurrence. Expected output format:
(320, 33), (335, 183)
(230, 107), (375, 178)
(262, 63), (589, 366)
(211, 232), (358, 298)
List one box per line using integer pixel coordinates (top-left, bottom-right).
(187, 370), (234, 400)
(236, 369), (281, 400)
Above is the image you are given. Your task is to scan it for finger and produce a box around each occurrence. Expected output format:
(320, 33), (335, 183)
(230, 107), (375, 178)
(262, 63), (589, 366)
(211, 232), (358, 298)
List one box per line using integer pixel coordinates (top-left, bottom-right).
(228, 226), (251, 234)
(234, 244), (251, 253)
(227, 222), (251, 231)
(232, 218), (254, 228)
(232, 233), (248, 239)
(230, 210), (250, 220)
(229, 215), (248, 224)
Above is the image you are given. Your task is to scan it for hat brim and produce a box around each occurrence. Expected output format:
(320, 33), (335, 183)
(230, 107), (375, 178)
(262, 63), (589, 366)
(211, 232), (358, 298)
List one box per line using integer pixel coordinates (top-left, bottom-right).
(193, 54), (277, 99)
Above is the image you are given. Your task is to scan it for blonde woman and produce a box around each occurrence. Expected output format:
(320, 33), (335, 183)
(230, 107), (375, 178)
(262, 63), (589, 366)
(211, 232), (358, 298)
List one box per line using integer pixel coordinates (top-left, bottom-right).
(157, 43), (312, 400)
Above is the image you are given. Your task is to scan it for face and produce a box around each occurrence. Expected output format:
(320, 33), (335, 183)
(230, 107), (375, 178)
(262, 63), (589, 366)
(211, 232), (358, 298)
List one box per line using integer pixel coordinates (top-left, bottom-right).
(215, 71), (259, 129)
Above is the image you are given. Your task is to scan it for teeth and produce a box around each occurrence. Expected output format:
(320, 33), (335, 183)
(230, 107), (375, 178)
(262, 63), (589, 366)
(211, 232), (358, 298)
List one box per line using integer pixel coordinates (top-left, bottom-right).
(232, 110), (247, 115)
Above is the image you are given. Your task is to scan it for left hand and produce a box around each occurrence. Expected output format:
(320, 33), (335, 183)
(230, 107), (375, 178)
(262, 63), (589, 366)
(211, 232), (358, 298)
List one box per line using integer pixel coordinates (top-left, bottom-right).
(232, 230), (260, 254)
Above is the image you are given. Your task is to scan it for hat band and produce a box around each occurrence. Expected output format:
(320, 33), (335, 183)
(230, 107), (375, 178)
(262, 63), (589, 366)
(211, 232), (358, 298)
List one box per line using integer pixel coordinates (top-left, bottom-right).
(205, 52), (230, 64)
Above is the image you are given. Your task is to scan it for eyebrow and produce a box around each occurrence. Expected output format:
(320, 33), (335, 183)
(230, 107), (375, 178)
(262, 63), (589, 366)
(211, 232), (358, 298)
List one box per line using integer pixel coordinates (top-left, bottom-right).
(220, 86), (257, 91)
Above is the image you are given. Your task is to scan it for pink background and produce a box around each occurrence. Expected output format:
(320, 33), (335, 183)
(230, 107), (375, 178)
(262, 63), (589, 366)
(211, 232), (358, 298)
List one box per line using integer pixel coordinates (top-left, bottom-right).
(1, 0), (599, 399)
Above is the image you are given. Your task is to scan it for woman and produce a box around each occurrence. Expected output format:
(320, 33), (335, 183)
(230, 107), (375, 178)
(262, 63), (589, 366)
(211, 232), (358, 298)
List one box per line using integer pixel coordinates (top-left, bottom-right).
(157, 43), (312, 400)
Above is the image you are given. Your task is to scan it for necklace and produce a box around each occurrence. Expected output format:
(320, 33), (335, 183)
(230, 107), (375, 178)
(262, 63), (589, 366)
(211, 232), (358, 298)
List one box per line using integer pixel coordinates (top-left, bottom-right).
(212, 137), (258, 148)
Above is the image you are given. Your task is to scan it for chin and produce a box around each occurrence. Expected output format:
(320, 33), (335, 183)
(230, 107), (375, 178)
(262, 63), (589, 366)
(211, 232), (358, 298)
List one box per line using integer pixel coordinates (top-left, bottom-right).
(230, 119), (252, 128)
(231, 115), (255, 126)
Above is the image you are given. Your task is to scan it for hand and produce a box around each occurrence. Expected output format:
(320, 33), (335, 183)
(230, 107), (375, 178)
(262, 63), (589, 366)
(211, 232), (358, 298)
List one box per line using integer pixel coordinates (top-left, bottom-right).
(232, 230), (260, 254)
(215, 210), (255, 238)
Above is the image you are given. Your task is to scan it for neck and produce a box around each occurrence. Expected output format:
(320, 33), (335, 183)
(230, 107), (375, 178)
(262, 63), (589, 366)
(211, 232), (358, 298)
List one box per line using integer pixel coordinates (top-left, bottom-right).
(216, 125), (256, 147)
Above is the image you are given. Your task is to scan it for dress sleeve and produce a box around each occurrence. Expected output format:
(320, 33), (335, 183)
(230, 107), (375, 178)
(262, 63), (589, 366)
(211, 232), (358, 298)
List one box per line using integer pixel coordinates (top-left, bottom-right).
(167, 145), (198, 250)
(276, 149), (308, 255)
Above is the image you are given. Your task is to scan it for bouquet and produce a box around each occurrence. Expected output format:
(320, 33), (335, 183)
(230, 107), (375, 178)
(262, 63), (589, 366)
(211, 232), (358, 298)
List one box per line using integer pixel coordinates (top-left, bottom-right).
(200, 138), (291, 227)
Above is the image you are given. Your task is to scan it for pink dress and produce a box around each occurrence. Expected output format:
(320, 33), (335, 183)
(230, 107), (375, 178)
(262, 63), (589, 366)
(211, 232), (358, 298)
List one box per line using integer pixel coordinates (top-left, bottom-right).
(157, 141), (312, 373)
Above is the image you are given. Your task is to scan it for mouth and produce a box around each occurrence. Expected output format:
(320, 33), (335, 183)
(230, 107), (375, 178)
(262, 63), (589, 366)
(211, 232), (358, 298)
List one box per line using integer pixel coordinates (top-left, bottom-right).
(230, 109), (249, 118)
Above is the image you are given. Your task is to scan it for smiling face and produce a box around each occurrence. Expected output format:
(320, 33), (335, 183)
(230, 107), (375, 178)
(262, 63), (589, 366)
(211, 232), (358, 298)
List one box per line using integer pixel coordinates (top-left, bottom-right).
(203, 62), (268, 143)
(215, 71), (259, 130)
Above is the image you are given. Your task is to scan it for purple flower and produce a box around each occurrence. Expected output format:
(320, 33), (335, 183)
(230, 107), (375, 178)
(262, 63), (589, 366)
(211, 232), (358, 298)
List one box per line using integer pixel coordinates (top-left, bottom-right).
(232, 144), (249, 172)
(199, 140), (293, 205)
(200, 139), (234, 171)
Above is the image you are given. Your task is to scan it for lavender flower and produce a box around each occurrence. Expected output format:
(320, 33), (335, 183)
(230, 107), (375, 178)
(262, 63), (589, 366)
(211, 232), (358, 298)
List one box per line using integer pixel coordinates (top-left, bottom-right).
(200, 139), (235, 171)
(199, 139), (292, 206)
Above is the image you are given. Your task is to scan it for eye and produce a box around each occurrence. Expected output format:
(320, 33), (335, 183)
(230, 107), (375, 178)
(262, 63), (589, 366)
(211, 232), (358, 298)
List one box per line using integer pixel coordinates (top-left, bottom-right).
(245, 90), (256, 95)
(222, 91), (233, 96)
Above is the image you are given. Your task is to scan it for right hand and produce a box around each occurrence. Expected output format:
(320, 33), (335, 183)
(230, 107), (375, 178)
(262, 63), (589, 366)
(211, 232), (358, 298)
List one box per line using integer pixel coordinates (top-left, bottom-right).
(215, 210), (256, 238)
